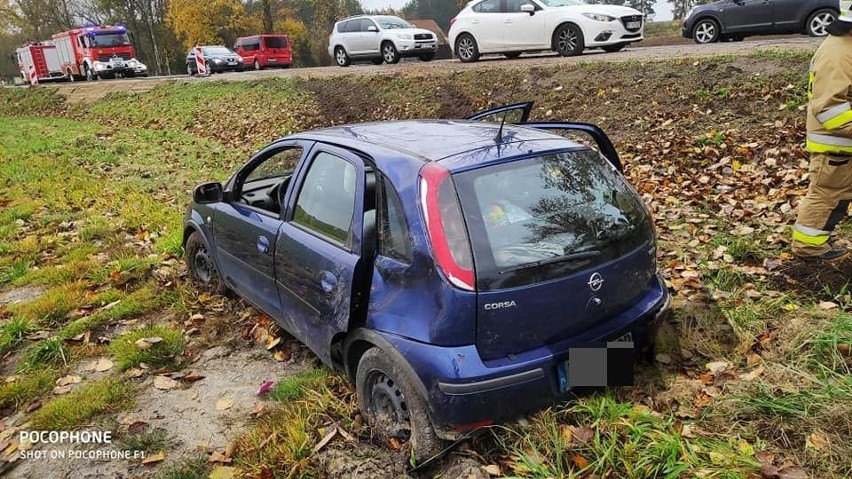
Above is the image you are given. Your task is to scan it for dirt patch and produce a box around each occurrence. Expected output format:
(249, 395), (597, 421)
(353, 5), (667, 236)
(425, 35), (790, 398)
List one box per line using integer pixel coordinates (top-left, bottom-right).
(0, 286), (46, 308)
(769, 259), (852, 302)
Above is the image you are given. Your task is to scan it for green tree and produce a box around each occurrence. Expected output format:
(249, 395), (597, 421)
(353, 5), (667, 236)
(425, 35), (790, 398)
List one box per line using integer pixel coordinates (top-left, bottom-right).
(401, 0), (465, 32)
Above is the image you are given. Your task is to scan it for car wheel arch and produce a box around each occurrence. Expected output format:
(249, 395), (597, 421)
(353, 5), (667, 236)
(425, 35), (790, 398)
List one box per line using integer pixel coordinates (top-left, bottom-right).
(342, 329), (430, 403)
(692, 16), (723, 34)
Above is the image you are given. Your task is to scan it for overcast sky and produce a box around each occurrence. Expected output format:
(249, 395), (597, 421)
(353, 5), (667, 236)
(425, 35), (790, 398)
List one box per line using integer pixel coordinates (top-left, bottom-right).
(359, 0), (675, 21)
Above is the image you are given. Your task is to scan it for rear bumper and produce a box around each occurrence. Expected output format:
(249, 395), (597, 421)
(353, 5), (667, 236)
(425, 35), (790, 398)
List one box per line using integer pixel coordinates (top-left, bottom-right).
(382, 274), (670, 438)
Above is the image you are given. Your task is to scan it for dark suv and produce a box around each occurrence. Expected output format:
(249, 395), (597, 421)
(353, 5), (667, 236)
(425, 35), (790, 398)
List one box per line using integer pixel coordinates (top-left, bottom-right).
(682, 0), (838, 44)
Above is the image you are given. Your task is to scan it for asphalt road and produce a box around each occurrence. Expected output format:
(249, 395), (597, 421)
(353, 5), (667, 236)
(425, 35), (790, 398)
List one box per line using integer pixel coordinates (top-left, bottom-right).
(48, 35), (822, 103)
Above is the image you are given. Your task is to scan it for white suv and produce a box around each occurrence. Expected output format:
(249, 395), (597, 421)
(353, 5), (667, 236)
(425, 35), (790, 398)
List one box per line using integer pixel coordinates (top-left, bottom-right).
(328, 15), (439, 67)
(448, 0), (645, 62)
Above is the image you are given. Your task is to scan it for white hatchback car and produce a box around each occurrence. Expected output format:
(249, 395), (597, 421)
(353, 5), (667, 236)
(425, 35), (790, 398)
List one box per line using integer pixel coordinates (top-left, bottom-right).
(448, 0), (645, 62)
(328, 15), (439, 67)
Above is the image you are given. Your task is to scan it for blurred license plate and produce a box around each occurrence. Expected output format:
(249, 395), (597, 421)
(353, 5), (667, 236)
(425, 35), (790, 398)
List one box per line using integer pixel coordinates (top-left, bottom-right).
(268, 58), (277, 62)
(627, 21), (641, 29)
(557, 332), (635, 391)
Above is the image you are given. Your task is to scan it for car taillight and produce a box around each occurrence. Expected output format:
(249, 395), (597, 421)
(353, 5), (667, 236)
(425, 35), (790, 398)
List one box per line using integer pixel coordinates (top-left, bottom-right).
(420, 162), (475, 291)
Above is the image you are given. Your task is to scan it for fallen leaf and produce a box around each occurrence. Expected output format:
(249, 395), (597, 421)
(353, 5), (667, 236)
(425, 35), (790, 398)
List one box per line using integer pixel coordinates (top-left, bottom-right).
(572, 454), (590, 469)
(209, 466), (238, 479)
(560, 425), (573, 444)
(88, 358), (114, 372)
(655, 353), (672, 364)
(52, 385), (72, 395)
(266, 337), (281, 350)
(257, 380), (275, 395)
(56, 375), (82, 387)
(134, 339), (153, 350)
(571, 426), (594, 445)
(141, 450), (165, 465)
(805, 432), (829, 451)
(311, 426), (338, 454)
(128, 421), (149, 434)
(181, 374), (205, 383)
(388, 437), (401, 450)
(739, 366), (765, 382)
(153, 375), (180, 390)
(482, 464), (501, 476)
(273, 350), (290, 362)
(216, 398), (234, 411)
(208, 450), (232, 464)
(776, 465), (808, 479)
(251, 402), (265, 416)
(817, 301), (838, 310)
(127, 368), (145, 378)
(224, 441), (238, 458)
(705, 361), (729, 374)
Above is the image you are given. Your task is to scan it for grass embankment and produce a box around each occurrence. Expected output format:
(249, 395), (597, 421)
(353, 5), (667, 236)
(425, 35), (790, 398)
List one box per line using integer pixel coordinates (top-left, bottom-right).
(0, 50), (849, 477)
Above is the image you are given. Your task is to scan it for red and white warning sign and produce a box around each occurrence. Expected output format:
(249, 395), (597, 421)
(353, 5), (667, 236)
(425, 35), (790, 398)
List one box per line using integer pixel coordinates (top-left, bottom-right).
(28, 64), (38, 85)
(194, 45), (206, 76)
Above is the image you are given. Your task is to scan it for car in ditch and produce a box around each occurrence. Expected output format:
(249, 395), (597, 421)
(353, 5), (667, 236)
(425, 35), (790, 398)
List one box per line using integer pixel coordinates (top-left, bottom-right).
(182, 102), (670, 460)
(186, 46), (244, 75)
(448, 0), (645, 62)
(682, 0), (838, 44)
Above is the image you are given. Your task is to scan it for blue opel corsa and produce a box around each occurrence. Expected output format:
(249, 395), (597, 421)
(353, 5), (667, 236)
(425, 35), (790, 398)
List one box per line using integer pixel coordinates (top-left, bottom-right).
(183, 102), (671, 460)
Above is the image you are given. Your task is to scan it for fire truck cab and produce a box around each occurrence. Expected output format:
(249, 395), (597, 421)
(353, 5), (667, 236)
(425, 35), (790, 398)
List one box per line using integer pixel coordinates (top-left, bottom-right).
(52, 25), (148, 81)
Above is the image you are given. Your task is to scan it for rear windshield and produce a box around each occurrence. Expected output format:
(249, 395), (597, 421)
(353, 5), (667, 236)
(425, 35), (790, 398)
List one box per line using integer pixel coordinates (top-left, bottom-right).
(264, 36), (287, 48)
(454, 149), (652, 290)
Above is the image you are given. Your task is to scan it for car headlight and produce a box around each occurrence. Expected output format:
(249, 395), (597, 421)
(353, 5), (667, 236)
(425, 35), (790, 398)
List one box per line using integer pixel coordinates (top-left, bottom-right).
(212, 58), (223, 64)
(395, 32), (413, 40)
(582, 13), (616, 22)
(127, 60), (138, 67)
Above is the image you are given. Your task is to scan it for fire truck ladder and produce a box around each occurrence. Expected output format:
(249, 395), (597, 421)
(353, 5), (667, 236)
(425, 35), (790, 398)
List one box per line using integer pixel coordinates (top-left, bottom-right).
(32, 48), (48, 78)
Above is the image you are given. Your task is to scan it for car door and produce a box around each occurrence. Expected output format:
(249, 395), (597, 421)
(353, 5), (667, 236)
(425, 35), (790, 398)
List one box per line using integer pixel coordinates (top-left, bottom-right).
(521, 121), (624, 171)
(360, 18), (382, 55)
(770, 0), (802, 31)
(502, 0), (548, 50)
(723, 0), (773, 33)
(213, 142), (307, 318)
(274, 145), (367, 364)
(467, 101), (534, 123)
(467, 0), (506, 51)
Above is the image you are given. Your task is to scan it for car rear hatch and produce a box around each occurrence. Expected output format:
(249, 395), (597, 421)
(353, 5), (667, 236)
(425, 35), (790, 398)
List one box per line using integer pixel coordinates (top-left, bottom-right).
(262, 36), (291, 59)
(450, 149), (657, 361)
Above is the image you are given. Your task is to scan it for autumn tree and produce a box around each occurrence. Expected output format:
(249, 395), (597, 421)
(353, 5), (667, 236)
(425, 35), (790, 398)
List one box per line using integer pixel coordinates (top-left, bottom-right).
(166, 0), (257, 50)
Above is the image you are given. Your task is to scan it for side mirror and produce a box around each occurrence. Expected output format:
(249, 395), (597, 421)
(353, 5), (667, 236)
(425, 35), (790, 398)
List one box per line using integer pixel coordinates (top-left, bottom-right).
(367, 25), (379, 32)
(194, 182), (223, 204)
(521, 4), (535, 14)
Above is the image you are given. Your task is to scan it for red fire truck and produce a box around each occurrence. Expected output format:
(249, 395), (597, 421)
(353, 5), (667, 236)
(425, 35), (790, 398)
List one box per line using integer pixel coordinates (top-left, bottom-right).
(52, 24), (148, 81)
(15, 43), (64, 83)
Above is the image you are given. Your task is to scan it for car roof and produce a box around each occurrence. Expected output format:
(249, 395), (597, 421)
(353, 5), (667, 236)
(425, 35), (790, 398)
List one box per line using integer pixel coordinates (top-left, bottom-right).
(299, 120), (584, 166)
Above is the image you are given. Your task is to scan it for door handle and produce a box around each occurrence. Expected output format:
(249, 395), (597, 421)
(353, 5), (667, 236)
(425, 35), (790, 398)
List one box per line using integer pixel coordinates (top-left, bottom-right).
(472, 20), (480, 24)
(256, 236), (269, 254)
(320, 271), (338, 294)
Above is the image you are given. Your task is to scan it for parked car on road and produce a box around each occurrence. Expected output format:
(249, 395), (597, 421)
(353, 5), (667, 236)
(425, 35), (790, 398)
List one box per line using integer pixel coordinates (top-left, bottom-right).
(183, 102), (670, 459)
(186, 46), (243, 75)
(682, 0), (838, 44)
(328, 15), (438, 66)
(233, 34), (293, 70)
(448, 0), (645, 62)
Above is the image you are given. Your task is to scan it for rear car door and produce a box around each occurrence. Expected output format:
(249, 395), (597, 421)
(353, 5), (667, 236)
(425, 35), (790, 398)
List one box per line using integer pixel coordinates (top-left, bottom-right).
(214, 142), (307, 317)
(468, 0), (507, 51)
(770, 0), (804, 31)
(723, 0), (773, 33)
(274, 145), (368, 364)
(502, 0), (548, 49)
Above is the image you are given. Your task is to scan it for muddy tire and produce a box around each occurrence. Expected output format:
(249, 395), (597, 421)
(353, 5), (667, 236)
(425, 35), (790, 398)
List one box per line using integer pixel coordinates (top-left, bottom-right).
(554, 23), (584, 57)
(356, 348), (442, 463)
(692, 18), (720, 44)
(185, 231), (227, 294)
(806, 8), (837, 37)
(335, 46), (351, 67)
(455, 33), (480, 63)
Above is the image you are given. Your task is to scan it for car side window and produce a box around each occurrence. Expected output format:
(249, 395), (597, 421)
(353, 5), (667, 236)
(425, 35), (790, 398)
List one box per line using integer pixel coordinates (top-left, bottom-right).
(361, 19), (377, 32)
(473, 0), (500, 13)
(246, 148), (302, 183)
(293, 152), (357, 246)
(505, 0), (528, 12)
(379, 177), (412, 263)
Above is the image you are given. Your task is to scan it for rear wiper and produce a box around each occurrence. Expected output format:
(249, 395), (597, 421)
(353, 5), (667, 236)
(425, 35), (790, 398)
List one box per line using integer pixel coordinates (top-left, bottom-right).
(498, 250), (602, 275)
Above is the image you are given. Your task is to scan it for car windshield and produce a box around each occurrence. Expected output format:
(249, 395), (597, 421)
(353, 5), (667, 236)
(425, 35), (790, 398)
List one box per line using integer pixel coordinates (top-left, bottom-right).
(203, 47), (233, 55)
(537, 0), (586, 6)
(455, 149), (652, 289)
(91, 32), (131, 46)
(376, 17), (413, 29)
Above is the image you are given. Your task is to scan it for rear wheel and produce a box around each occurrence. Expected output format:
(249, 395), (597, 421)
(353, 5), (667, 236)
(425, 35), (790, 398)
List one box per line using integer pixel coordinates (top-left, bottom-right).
(455, 33), (480, 63)
(186, 63), (195, 76)
(601, 43), (627, 53)
(66, 69), (75, 82)
(692, 18), (720, 44)
(554, 23), (584, 56)
(335, 46), (351, 67)
(382, 42), (400, 64)
(806, 8), (837, 37)
(185, 231), (227, 294)
(356, 348), (442, 463)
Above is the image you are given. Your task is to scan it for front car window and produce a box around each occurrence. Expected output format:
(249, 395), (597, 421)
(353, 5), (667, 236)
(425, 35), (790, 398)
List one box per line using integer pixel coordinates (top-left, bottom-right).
(91, 32), (131, 47)
(293, 152), (357, 246)
(246, 148), (302, 183)
(455, 149), (652, 290)
(375, 16), (413, 29)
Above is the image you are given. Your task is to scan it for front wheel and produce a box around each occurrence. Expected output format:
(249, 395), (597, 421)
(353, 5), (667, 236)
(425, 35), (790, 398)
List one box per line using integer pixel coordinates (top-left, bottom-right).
(185, 231), (227, 294)
(455, 33), (480, 63)
(693, 18), (720, 44)
(334, 46), (351, 67)
(84, 66), (96, 81)
(806, 8), (837, 37)
(356, 348), (442, 463)
(554, 23), (584, 57)
(382, 42), (400, 64)
(253, 59), (262, 70)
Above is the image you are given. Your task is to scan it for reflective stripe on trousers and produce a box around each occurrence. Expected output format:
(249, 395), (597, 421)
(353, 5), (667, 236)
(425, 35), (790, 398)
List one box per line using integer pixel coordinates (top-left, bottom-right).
(792, 223), (830, 246)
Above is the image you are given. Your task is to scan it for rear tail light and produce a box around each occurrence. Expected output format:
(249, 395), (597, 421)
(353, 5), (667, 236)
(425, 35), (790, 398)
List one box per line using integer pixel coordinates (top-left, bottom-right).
(420, 162), (475, 291)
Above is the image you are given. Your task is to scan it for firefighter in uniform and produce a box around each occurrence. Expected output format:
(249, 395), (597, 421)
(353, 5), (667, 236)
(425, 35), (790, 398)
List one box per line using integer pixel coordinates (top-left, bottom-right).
(792, 1), (852, 262)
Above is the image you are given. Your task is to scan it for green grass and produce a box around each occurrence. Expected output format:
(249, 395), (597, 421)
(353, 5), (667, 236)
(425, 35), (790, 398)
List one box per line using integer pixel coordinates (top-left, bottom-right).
(29, 378), (135, 430)
(0, 369), (60, 410)
(269, 369), (334, 402)
(119, 427), (173, 453)
(155, 455), (211, 479)
(108, 325), (185, 371)
(644, 20), (681, 39)
(0, 316), (33, 352)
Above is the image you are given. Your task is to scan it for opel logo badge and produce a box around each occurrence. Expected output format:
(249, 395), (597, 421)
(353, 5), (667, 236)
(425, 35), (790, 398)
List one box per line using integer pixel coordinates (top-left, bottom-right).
(588, 272), (604, 292)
